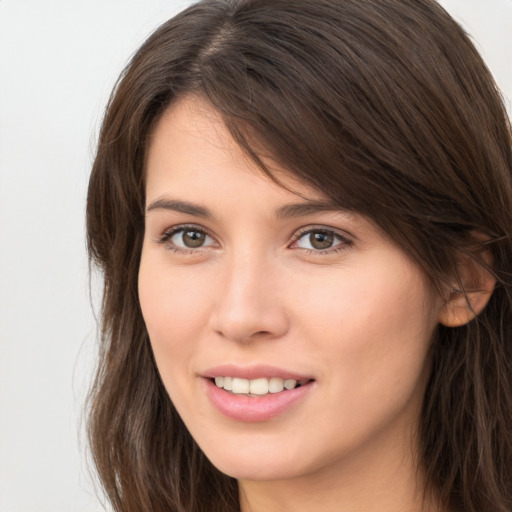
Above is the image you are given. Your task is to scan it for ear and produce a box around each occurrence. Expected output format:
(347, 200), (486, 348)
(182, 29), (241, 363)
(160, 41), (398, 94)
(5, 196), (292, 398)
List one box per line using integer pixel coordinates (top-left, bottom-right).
(439, 245), (496, 328)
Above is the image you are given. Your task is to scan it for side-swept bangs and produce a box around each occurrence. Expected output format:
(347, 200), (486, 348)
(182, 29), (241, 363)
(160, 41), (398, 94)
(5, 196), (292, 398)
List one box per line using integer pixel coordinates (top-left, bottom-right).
(87, 2), (512, 511)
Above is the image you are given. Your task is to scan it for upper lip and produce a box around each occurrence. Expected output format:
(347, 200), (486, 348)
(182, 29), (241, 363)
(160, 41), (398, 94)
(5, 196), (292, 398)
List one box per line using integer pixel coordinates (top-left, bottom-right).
(201, 364), (314, 381)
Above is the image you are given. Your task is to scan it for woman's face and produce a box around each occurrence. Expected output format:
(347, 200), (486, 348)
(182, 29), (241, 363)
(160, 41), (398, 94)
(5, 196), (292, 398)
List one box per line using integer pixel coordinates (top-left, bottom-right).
(139, 95), (444, 483)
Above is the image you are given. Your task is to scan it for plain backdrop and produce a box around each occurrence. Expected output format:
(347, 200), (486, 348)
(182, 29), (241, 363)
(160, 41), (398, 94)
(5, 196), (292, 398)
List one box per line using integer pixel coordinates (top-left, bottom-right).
(0, 1), (511, 511)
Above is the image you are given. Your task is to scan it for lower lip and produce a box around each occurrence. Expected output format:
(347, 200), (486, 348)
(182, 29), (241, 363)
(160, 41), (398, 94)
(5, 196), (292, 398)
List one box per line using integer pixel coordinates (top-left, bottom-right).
(204, 379), (314, 422)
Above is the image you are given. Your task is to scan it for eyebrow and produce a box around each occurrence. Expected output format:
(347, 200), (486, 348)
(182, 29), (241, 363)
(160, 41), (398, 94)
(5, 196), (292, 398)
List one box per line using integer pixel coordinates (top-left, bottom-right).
(275, 200), (343, 219)
(146, 199), (214, 219)
(145, 197), (344, 219)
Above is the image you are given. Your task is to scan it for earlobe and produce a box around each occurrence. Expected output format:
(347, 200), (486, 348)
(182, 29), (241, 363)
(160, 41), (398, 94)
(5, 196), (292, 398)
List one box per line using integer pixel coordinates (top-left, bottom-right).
(438, 247), (496, 328)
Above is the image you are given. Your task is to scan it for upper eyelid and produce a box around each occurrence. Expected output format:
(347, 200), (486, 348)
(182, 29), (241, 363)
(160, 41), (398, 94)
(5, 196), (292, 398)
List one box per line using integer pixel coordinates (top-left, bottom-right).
(291, 225), (353, 241)
(155, 223), (216, 246)
(160, 223), (351, 236)
(156, 225), (218, 254)
(155, 223), (354, 247)
(161, 223), (212, 237)
(288, 226), (355, 255)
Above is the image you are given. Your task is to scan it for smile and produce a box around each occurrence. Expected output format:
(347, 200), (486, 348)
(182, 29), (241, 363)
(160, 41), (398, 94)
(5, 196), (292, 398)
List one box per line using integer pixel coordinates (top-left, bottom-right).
(213, 376), (310, 396)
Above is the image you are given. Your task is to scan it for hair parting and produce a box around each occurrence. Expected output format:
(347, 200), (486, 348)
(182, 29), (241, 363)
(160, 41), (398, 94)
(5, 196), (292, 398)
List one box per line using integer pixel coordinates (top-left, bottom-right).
(87, 1), (512, 510)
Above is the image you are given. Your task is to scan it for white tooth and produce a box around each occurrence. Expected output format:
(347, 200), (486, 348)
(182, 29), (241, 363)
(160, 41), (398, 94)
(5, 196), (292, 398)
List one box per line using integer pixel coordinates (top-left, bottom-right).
(223, 376), (233, 391)
(214, 376), (224, 388)
(232, 378), (250, 394)
(284, 379), (297, 390)
(268, 377), (285, 393)
(249, 378), (269, 395)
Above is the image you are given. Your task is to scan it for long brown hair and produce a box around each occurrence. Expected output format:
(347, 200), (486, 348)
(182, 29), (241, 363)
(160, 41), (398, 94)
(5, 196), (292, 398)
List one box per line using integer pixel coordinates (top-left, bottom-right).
(86, 1), (512, 510)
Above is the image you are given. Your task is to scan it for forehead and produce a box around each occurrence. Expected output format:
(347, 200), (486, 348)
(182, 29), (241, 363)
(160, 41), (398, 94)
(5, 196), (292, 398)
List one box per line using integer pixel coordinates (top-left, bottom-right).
(145, 94), (331, 206)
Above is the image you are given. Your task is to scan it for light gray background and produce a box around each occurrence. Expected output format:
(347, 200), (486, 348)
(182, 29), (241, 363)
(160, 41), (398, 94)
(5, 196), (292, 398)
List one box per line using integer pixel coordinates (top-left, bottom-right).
(0, 1), (510, 511)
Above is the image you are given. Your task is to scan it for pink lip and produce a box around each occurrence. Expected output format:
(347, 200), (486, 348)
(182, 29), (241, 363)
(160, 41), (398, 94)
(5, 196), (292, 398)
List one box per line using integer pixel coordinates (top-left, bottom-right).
(201, 365), (315, 422)
(202, 364), (312, 381)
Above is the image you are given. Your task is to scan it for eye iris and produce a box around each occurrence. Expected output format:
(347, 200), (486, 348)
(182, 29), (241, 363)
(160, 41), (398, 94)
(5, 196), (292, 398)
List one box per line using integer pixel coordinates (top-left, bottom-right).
(183, 230), (205, 248)
(310, 232), (333, 250)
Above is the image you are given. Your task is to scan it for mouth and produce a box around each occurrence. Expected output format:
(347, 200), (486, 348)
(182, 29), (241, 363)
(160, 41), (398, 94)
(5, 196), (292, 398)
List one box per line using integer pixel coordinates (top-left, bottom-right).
(202, 365), (315, 420)
(211, 376), (313, 397)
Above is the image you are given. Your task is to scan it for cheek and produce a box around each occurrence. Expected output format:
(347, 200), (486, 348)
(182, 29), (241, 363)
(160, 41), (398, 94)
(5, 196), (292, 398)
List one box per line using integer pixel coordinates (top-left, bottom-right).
(289, 270), (437, 463)
(294, 261), (438, 395)
(138, 250), (212, 374)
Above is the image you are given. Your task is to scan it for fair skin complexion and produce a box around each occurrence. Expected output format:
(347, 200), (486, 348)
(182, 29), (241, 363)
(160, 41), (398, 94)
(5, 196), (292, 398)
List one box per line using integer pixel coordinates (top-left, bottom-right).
(138, 95), (488, 512)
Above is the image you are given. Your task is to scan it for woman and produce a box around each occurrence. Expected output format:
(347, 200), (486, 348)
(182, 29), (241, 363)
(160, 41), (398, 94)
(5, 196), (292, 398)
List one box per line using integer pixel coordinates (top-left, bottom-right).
(86, 0), (512, 511)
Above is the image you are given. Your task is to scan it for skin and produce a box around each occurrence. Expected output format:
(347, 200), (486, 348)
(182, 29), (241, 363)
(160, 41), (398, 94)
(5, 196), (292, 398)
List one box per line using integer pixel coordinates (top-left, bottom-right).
(138, 95), (447, 512)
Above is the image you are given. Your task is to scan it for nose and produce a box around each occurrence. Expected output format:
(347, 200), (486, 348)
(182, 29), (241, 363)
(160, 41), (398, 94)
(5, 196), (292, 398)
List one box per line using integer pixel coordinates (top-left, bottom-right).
(211, 249), (289, 344)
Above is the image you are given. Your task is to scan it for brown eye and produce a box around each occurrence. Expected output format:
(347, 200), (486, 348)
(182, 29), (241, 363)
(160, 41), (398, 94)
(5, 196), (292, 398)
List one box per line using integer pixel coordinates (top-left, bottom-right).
(182, 230), (206, 247)
(294, 229), (347, 252)
(309, 232), (334, 250)
(167, 227), (215, 250)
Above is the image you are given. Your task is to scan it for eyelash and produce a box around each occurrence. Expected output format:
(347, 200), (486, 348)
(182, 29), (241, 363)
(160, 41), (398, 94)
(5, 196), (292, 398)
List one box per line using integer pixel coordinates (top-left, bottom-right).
(290, 226), (353, 255)
(157, 224), (353, 256)
(158, 224), (215, 255)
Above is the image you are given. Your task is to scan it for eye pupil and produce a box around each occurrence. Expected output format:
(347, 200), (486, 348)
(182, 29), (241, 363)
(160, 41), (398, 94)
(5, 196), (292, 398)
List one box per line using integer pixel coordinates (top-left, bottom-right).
(183, 230), (205, 248)
(310, 232), (334, 249)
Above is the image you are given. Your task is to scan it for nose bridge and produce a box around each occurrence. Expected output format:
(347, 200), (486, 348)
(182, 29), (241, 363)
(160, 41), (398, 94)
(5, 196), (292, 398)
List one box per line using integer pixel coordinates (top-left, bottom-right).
(213, 244), (288, 343)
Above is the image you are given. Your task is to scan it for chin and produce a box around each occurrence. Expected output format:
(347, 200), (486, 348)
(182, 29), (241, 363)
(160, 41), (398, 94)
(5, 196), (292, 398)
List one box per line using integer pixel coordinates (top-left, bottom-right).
(196, 432), (327, 482)
(210, 456), (305, 482)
